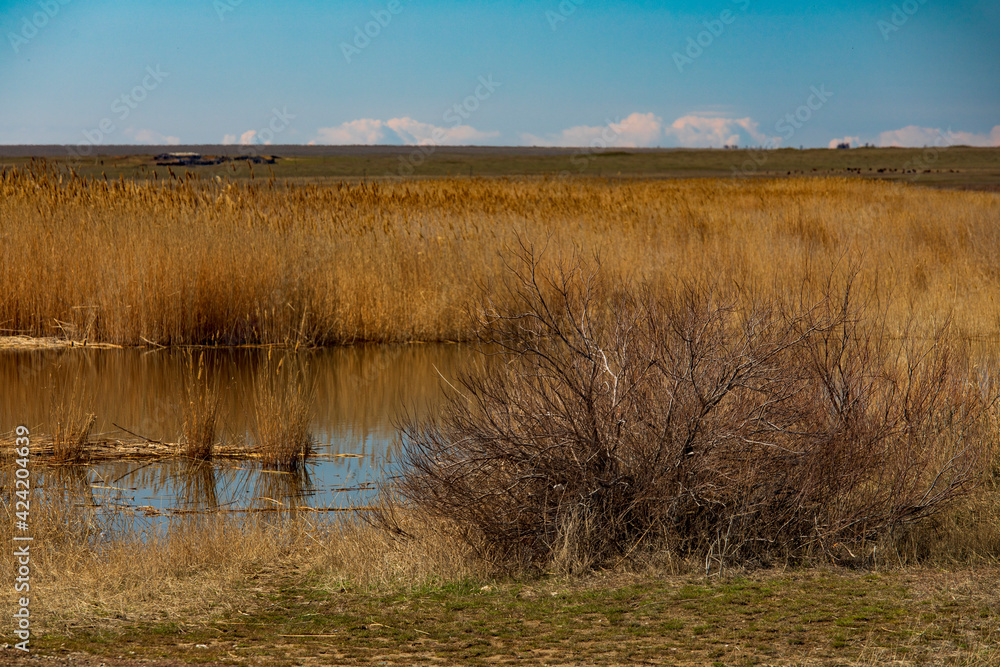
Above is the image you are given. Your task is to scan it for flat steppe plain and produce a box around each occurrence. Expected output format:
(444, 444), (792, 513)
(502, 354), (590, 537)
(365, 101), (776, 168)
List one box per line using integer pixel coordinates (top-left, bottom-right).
(1, 144), (998, 190)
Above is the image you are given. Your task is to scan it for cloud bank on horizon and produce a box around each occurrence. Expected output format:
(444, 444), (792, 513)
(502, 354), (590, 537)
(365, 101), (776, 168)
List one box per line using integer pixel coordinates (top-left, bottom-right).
(298, 112), (1000, 150)
(309, 117), (499, 146)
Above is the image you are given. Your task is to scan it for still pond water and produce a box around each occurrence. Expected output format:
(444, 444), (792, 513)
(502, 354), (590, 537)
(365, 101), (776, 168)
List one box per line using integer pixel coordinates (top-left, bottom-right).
(1, 344), (473, 520)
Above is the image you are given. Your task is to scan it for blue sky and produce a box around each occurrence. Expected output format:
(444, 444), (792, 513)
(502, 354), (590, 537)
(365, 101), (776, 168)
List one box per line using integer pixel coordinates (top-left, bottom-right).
(1, 0), (997, 148)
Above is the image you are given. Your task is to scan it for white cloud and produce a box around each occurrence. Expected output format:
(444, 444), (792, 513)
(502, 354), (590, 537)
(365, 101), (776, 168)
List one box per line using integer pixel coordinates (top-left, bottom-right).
(122, 128), (180, 145)
(384, 117), (499, 145)
(828, 136), (860, 149)
(664, 115), (775, 148)
(222, 129), (272, 145)
(313, 119), (388, 145)
(520, 112), (779, 149)
(305, 116), (992, 151)
(521, 112), (664, 148)
(877, 125), (1000, 148)
(312, 117), (498, 146)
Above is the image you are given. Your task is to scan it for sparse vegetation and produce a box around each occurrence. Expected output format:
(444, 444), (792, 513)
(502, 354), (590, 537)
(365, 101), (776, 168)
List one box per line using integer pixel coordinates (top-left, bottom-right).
(2, 145), (998, 188)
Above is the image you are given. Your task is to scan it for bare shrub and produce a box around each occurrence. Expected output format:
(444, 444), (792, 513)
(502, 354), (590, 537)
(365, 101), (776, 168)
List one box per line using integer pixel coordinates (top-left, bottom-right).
(391, 246), (996, 572)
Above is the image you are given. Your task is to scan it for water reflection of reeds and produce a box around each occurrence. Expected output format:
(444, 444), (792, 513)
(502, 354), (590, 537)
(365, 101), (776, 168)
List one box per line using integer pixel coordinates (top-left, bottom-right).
(1, 344), (473, 525)
(81, 457), (328, 517)
(251, 466), (314, 513)
(43, 464), (93, 500)
(0, 344), (470, 459)
(92, 459), (235, 511)
(177, 462), (219, 509)
(22, 464), (155, 544)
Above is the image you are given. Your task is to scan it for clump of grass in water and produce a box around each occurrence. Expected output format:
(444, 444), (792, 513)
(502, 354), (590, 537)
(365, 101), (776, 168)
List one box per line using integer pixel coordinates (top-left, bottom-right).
(50, 372), (96, 463)
(181, 351), (221, 460)
(250, 352), (314, 470)
(53, 412), (95, 463)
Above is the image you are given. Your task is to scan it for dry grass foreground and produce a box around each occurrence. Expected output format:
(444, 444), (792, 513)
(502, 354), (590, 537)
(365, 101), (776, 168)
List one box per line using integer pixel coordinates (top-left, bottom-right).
(2, 447), (999, 666)
(0, 499), (998, 665)
(2, 166), (1000, 346)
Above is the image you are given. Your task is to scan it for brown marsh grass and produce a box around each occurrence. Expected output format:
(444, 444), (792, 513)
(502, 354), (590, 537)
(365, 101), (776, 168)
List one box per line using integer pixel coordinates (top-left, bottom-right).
(2, 165), (999, 346)
(0, 448), (997, 665)
(51, 412), (95, 464)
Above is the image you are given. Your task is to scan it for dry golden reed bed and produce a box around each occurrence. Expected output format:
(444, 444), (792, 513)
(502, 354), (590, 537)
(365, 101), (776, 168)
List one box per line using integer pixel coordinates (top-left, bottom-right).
(2, 165), (999, 346)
